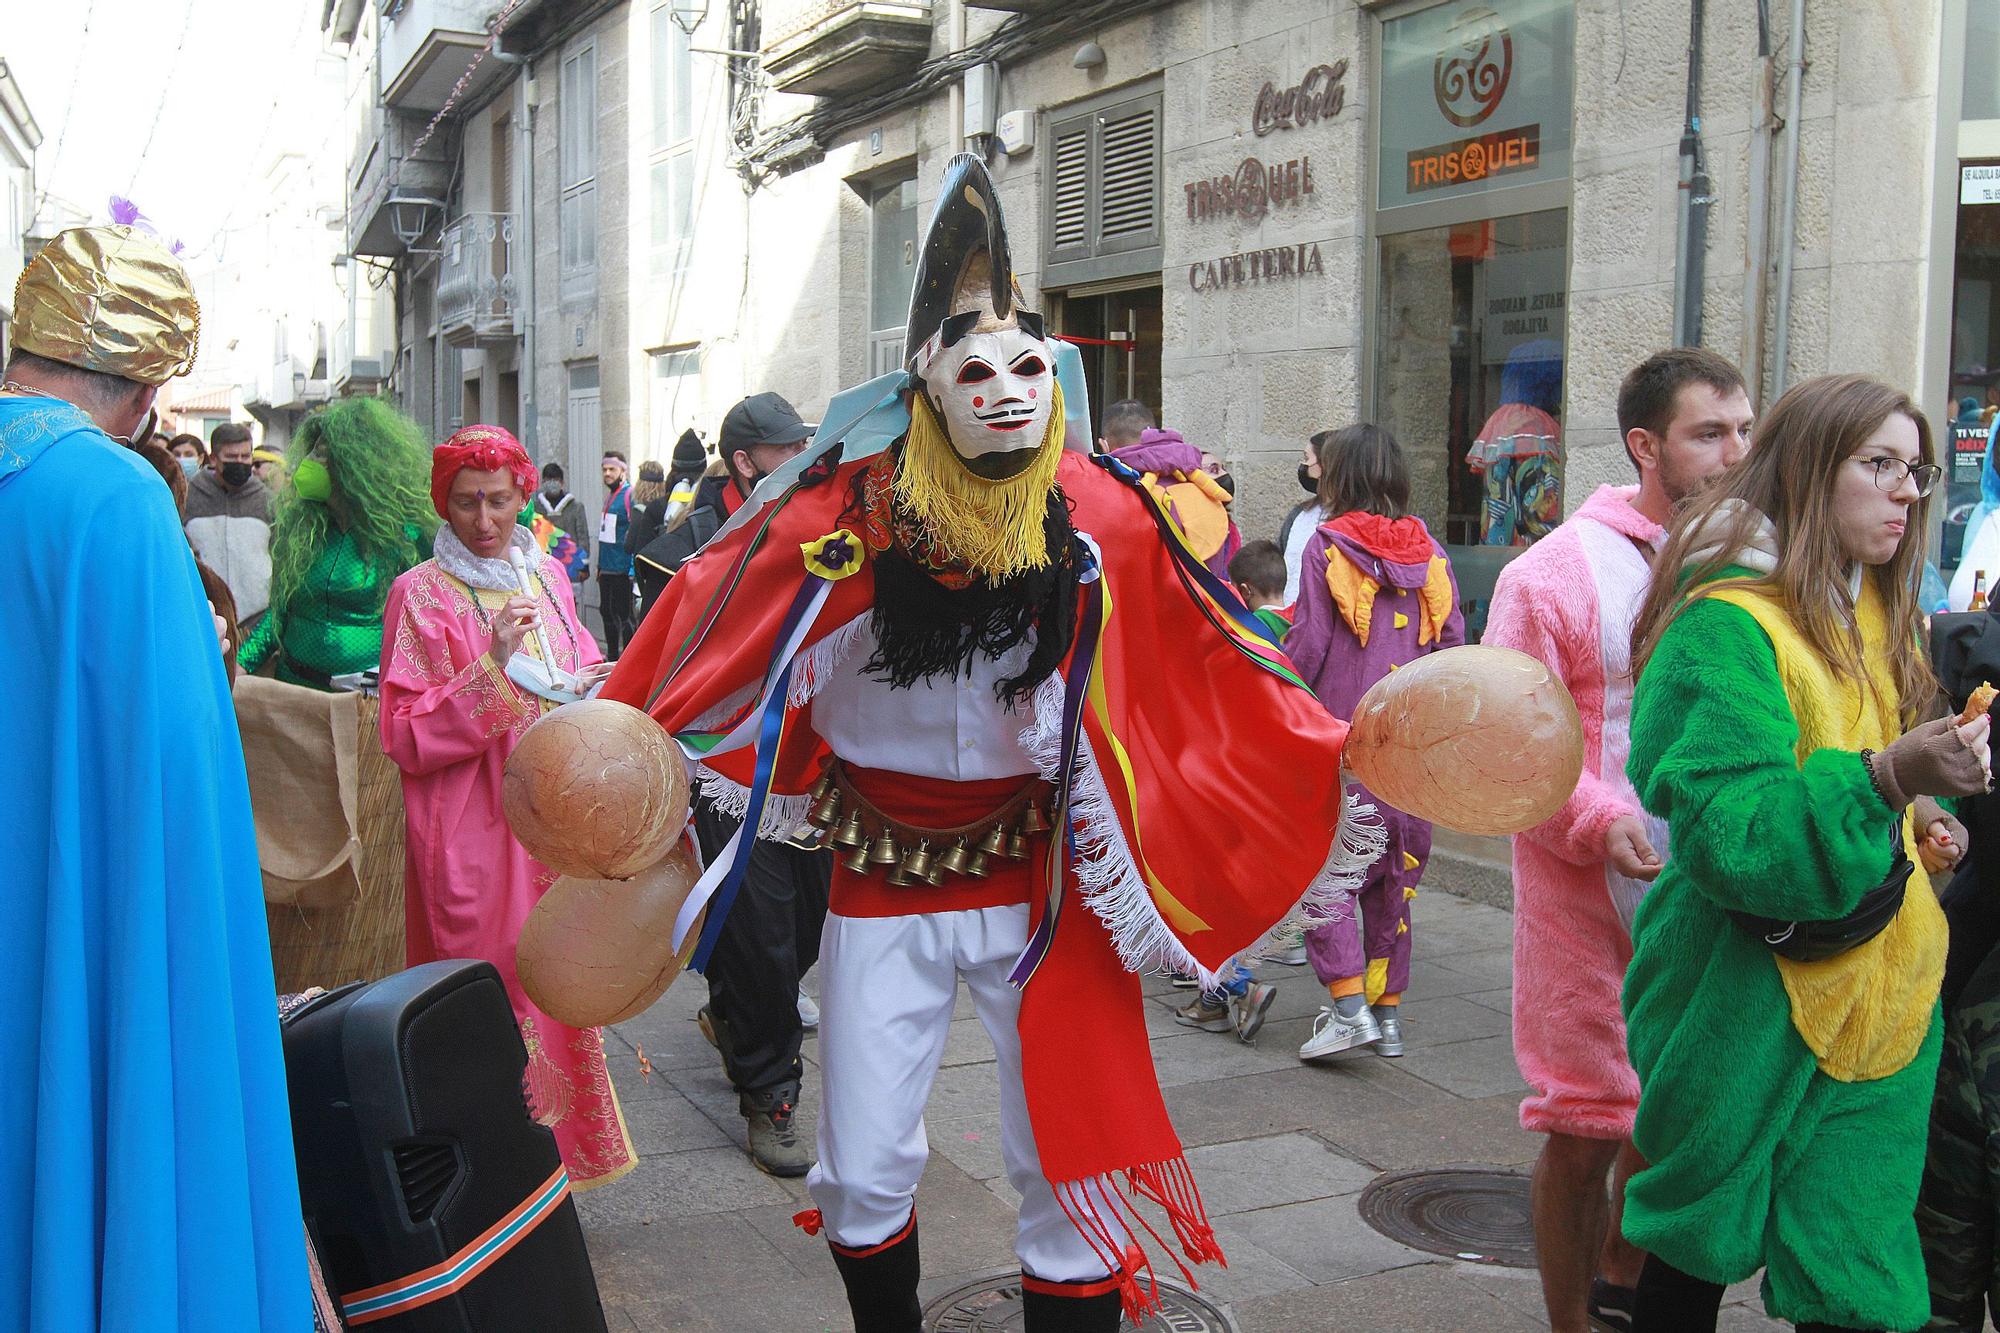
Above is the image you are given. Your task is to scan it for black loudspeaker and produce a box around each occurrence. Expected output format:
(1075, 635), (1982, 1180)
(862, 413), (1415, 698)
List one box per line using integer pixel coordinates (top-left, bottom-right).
(285, 960), (609, 1331)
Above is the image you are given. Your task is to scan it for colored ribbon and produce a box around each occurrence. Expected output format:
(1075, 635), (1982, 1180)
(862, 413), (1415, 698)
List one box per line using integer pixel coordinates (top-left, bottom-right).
(339, 1168), (571, 1325)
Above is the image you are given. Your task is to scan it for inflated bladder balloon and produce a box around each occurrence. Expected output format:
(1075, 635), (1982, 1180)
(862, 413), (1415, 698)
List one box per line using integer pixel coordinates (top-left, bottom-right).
(517, 842), (706, 1028)
(1343, 644), (1584, 836)
(503, 698), (689, 879)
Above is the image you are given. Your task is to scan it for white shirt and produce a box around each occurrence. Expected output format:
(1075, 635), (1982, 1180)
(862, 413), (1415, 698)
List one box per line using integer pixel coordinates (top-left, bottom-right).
(812, 620), (1042, 781)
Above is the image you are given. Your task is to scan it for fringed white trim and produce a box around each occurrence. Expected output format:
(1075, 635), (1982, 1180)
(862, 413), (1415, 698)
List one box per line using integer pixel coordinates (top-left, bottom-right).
(694, 765), (815, 842)
(1019, 674), (1387, 987)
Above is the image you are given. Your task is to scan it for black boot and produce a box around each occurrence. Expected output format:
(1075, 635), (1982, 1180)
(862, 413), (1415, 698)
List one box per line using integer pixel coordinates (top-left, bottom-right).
(828, 1214), (923, 1333)
(1021, 1272), (1125, 1332)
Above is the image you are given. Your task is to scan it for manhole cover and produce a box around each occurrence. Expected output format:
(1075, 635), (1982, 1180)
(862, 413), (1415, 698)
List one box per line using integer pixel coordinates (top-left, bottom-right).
(921, 1268), (1236, 1332)
(1357, 1166), (1537, 1268)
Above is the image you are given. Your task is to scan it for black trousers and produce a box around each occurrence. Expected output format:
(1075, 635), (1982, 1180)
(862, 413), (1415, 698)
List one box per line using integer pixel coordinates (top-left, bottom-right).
(599, 572), (636, 657)
(691, 797), (831, 1096)
(1633, 1254), (1880, 1333)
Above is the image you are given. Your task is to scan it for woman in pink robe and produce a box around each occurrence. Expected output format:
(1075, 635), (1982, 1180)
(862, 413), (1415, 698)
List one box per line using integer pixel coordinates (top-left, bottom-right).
(379, 425), (635, 1189)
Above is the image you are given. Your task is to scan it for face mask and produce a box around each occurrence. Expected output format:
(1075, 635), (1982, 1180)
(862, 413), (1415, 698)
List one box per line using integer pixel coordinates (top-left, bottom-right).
(542, 482), (564, 500)
(925, 326), (1056, 466)
(1214, 471), (1237, 498)
(293, 457), (332, 503)
(1298, 463), (1319, 495)
(178, 457), (200, 480)
(221, 460), (254, 488)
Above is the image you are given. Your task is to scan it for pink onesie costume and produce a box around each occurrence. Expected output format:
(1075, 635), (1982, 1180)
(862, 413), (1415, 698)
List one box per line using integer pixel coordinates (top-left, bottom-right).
(1482, 485), (1666, 1140)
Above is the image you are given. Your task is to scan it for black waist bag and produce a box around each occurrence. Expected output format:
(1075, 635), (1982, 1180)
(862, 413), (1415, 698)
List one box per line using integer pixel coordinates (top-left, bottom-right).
(1729, 825), (1913, 963)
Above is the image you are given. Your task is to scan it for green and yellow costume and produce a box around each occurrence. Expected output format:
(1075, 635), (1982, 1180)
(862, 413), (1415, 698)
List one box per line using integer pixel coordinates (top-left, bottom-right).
(1625, 568), (1944, 1331)
(238, 399), (434, 689)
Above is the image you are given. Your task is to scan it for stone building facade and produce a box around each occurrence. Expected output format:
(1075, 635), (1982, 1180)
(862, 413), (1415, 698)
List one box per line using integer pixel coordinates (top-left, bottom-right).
(332, 0), (1974, 603)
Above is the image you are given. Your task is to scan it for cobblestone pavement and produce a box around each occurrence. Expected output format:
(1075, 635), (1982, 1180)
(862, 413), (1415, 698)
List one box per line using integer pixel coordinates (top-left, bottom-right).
(575, 888), (1782, 1331)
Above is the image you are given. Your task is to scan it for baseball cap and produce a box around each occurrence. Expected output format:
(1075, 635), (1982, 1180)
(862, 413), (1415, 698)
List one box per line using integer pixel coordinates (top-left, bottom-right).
(720, 392), (811, 456)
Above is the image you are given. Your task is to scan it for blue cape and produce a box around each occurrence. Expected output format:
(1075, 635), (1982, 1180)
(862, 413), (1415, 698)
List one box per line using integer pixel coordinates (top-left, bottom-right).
(0, 397), (308, 1330)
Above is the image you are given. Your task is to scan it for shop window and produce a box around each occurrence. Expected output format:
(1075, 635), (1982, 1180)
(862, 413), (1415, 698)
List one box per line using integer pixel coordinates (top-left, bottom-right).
(1044, 88), (1163, 287)
(868, 175), (918, 376)
(1374, 209), (1568, 627)
(1945, 173), (2000, 577)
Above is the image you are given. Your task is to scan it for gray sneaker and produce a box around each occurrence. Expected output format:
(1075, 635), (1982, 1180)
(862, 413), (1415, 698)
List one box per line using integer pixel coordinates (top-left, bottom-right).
(1233, 982), (1278, 1044)
(1372, 1006), (1404, 1057)
(1174, 994), (1234, 1033)
(1298, 1004), (1383, 1061)
(742, 1081), (813, 1177)
(1251, 921), (1310, 967)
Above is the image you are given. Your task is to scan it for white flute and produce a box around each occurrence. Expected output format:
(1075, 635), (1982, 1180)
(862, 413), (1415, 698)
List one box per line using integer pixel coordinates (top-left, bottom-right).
(505, 547), (554, 672)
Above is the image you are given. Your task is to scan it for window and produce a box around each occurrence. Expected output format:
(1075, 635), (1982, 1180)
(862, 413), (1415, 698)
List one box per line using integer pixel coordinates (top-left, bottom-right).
(650, 348), (702, 459)
(1043, 88), (1163, 287)
(867, 175), (918, 376)
(649, 5), (696, 277)
(559, 43), (599, 301)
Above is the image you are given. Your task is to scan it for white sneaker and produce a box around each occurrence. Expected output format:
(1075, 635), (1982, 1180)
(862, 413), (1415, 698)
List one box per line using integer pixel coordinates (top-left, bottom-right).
(796, 986), (819, 1029)
(1298, 1004), (1382, 1061)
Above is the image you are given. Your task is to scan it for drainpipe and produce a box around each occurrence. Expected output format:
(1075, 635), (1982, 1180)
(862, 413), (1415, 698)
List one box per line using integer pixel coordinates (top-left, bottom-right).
(1671, 0), (1710, 347)
(946, 0), (966, 152)
(1771, 0), (1807, 397)
(495, 36), (536, 452)
(1742, 0), (1774, 398)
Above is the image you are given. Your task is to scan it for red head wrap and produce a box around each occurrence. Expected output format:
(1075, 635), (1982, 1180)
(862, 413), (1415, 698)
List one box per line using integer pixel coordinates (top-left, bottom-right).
(431, 424), (537, 518)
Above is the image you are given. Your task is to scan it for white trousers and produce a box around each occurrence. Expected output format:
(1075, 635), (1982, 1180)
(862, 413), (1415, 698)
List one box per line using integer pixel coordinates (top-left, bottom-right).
(806, 904), (1119, 1282)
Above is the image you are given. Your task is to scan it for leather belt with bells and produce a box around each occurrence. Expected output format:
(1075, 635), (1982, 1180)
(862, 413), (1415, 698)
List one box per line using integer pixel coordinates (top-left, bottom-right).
(804, 760), (1055, 886)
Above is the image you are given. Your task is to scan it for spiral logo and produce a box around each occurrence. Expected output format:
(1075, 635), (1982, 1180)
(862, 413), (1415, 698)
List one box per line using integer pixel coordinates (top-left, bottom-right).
(1233, 159), (1270, 222)
(1433, 6), (1513, 129)
(1459, 140), (1488, 180)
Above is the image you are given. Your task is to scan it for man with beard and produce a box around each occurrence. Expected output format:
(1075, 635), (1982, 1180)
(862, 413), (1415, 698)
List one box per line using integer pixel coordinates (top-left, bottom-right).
(600, 155), (1377, 1332)
(1484, 346), (1755, 1333)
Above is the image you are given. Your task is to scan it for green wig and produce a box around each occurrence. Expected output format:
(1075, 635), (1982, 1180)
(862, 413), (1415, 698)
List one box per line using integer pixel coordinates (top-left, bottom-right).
(267, 397), (437, 619)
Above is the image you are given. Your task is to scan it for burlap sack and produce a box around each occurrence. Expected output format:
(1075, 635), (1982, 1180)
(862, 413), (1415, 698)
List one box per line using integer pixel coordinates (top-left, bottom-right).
(234, 674), (361, 908)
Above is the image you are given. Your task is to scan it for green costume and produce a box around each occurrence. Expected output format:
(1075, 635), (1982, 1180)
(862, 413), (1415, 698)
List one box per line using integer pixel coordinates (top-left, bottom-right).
(237, 530), (399, 686)
(239, 398), (434, 691)
(1625, 574), (1944, 1331)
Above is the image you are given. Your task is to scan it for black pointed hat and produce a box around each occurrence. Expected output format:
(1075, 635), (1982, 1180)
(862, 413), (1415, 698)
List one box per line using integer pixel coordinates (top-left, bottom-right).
(903, 153), (1042, 371)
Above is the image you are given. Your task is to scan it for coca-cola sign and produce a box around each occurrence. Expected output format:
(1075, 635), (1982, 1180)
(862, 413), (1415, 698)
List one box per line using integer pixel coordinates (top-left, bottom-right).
(1253, 60), (1349, 136)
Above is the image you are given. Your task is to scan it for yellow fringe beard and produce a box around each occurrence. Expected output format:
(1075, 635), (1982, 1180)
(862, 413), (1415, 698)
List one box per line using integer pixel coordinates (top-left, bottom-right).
(895, 381), (1066, 580)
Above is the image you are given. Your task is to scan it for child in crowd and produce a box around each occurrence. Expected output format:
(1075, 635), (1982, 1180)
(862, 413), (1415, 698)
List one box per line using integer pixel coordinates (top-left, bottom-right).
(1285, 425), (1463, 1060)
(1231, 540), (1309, 968)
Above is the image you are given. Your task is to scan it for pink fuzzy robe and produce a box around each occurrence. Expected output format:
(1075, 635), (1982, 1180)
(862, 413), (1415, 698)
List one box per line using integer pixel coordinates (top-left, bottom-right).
(1483, 485), (1667, 1140)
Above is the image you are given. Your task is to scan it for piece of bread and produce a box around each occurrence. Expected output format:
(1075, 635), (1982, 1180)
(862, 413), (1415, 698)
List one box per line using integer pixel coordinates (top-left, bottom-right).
(1960, 681), (1998, 725)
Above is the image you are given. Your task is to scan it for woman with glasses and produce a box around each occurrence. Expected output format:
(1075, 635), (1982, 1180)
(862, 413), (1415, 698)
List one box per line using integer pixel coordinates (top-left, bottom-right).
(1620, 374), (1986, 1332)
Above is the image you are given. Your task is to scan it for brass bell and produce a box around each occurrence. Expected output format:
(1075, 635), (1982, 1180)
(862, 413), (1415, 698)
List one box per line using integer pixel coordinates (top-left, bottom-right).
(938, 840), (975, 877)
(922, 857), (950, 887)
(965, 851), (991, 878)
(832, 811), (869, 850)
(1020, 802), (1052, 837)
(808, 768), (838, 802)
(976, 825), (1011, 859)
(842, 841), (873, 875)
(902, 841), (936, 882)
(808, 788), (844, 830)
(868, 830), (902, 866)
(884, 862), (915, 886)
(1006, 832), (1031, 861)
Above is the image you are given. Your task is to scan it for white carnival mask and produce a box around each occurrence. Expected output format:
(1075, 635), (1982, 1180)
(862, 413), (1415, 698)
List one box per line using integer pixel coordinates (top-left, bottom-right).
(923, 324), (1054, 473)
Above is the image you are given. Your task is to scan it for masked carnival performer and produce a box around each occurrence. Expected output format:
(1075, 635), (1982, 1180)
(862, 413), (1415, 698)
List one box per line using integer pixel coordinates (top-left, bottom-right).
(239, 397), (435, 687)
(603, 156), (1375, 1332)
(0, 225), (311, 1329)
(379, 425), (633, 1188)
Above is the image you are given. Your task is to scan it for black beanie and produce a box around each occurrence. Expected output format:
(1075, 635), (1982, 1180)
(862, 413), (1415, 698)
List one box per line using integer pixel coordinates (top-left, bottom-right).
(671, 428), (707, 475)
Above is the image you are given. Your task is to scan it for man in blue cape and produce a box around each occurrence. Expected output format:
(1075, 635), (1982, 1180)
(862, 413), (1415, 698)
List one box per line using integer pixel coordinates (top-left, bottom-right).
(0, 225), (309, 1330)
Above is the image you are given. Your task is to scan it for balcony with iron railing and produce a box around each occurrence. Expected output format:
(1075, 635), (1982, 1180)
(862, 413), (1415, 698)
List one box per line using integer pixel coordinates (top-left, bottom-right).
(436, 213), (518, 346)
(761, 0), (933, 97)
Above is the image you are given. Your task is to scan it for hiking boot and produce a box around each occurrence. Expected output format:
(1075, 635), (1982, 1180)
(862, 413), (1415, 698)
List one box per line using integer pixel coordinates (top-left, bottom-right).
(1252, 920), (1310, 967)
(742, 1080), (813, 1177)
(1298, 1004), (1382, 1061)
(1173, 994), (1233, 1033)
(1234, 982), (1278, 1044)
(1372, 1006), (1404, 1057)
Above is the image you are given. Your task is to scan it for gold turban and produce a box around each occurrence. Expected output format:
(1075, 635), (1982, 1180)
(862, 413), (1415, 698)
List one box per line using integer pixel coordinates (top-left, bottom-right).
(10, 225), (200, 386)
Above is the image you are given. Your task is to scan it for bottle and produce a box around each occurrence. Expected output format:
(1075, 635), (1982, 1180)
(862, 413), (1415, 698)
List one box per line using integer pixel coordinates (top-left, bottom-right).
(1974, 570), (1989, 613)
